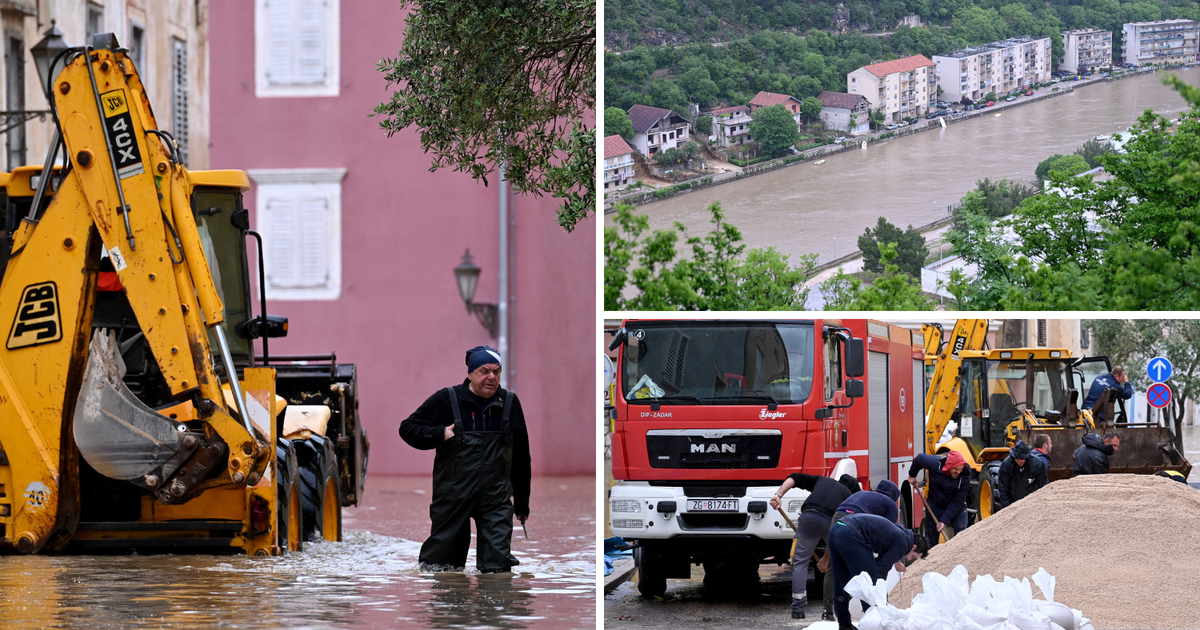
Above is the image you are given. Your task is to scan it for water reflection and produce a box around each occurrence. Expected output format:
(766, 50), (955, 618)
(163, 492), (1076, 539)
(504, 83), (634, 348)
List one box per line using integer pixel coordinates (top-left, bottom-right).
(0, 476), (595, 629)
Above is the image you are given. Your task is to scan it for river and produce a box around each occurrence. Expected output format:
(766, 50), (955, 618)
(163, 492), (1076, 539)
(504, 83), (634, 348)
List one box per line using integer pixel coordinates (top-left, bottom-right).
(613, 68), (1200, 266)
(0, 475), (595, 629)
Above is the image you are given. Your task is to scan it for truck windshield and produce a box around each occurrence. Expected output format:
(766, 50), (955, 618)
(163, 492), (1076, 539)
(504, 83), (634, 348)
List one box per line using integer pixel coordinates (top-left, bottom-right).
(621, 322), (815, 405)
(193, 188), (252, 362)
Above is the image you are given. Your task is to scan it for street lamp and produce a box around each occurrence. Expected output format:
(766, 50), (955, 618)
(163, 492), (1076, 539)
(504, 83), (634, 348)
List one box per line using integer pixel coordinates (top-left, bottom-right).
(30, 20), (71, 100)
(454, 249), (498, 338)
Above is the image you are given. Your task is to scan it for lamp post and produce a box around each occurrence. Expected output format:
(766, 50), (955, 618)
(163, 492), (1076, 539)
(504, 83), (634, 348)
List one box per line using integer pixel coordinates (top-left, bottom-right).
(454, 249), (498, 338)
(30, 20), (70, 100)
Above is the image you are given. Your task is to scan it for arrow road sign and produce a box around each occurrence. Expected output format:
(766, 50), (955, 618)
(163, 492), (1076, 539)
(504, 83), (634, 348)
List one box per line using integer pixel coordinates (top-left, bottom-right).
(1148, 357), (1173, 383)
(1148, 383), (1172, 409)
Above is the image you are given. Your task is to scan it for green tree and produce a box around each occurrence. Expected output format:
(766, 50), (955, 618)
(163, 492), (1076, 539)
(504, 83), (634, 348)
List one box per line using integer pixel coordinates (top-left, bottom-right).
(1075, 138), (1113, 168)
(695, 115), (712, 135)
(748, 105), (801, 157)
(606, 107), (634, 141)
(800, 96), (824, 123)
(869, 107), (885, 128)
(857, 217), (928, 277)
(375, 0), (595, 232)
(604, 202), (817, 310)
(1035, 154), (1090, 187)
(820, 243), (934, 310)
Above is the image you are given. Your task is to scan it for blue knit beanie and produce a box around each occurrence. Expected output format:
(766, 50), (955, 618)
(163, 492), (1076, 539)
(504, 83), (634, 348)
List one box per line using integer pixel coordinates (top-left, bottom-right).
(466, 346), (503, 373)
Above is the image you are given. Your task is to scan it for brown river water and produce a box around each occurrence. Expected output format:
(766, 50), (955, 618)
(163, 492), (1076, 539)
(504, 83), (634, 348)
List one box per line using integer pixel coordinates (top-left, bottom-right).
(613, 68), (1200, 265)
(0, 475), (596, 629)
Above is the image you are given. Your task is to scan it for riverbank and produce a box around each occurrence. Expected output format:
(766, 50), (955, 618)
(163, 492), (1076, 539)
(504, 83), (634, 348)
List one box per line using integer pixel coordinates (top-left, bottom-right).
(604, 64), (1170, 213)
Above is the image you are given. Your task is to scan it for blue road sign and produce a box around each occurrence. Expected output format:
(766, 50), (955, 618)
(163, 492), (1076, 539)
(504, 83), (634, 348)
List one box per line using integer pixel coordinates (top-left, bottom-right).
(1148, 382), (1172, 409)
(1148, 357), (1173, 383)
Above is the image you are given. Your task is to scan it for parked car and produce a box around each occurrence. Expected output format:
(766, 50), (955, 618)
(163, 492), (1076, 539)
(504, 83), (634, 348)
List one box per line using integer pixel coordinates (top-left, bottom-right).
(885, 123), (899, 131)
(834, 136), (847, 144)
(984, 101), (995, 107)
(1004, 95), (1017, 102)
(1024, 90), (1035, 96)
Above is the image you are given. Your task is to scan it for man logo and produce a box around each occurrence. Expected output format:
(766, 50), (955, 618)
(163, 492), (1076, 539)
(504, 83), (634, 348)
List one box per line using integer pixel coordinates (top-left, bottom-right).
(692, 443), (736, 454)
(7, 282), (63, 349)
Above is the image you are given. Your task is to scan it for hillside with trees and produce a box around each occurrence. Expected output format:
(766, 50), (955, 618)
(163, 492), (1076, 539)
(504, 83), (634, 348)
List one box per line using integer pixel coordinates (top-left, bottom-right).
(605, 0), (1199, 113)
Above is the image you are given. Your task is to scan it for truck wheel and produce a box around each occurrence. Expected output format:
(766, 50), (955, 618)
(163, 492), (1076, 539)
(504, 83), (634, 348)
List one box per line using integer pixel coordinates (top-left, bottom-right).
(294, 435), (342, 542)
(275, 439), (303, 553)
(635, 545), (667, 598)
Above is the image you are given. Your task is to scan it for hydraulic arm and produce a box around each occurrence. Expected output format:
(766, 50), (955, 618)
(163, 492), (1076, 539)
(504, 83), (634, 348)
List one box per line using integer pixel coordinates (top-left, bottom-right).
(922, 319), (989, 455)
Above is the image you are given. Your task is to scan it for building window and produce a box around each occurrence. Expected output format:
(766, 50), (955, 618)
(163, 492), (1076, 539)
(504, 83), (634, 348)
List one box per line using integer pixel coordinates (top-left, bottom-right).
(247, 168), (346, 300)
(87, 3), (104, 41)
(171, 38), (188, 166)
(256, 0), (340, 97)
(128, 22), (145, 74)
(6, 36), (25, 170)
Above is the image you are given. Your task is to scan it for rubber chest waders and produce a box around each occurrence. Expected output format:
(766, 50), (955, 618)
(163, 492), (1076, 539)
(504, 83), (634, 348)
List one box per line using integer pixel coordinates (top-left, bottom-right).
(418, 387), (519, 571)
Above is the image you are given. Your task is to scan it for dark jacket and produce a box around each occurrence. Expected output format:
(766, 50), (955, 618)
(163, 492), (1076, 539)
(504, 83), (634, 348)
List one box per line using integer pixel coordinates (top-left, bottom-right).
(1073, 432), (1113, 476)
(994, 441), (1048, 510)
(908, 453), (970, 526)
(840, 513), (914, 577)
(1030, 447), (1051, 472)
(400, 381), (532, 515)
(1082, 373), (1133, 421)
(789, 473), (855, 520)
(836, 489), (899, 523)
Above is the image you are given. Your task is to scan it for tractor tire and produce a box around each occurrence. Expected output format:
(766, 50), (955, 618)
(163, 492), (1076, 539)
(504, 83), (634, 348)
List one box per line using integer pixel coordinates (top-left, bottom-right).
(293, 434), (342, 543)
(977, 466), (997, 522)
(635, 545), (667, 598)
(275, 439), (303, 553)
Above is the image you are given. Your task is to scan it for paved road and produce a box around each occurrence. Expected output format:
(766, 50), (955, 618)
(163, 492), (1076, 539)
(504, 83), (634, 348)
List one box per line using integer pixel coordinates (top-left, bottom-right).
(605, 563), (837, 629)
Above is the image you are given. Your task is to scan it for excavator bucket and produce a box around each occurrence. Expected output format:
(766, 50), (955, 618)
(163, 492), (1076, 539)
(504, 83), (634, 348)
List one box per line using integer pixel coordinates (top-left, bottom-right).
(1017, 426), (1191, 480)
(73, 330), (200, 490)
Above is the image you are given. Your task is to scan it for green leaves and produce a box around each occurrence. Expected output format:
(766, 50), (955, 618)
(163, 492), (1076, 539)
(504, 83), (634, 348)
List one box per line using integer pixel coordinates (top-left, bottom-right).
(375, 0), (596, 232)
(604, 202), (817, 310)
(748, 104), (800, 158)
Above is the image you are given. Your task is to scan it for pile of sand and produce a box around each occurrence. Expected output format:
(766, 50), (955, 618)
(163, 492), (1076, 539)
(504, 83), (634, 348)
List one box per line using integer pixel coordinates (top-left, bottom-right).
(889, 474), (1200, 630)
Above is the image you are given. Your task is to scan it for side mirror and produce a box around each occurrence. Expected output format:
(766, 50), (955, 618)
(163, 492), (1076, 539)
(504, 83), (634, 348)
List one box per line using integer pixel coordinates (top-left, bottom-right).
(845, 338), (865, 378)
(231, 208), (250, 231)
(237, 315), (288, 340)
(607, 327), (627, 352)
(845, 379), (864, 399)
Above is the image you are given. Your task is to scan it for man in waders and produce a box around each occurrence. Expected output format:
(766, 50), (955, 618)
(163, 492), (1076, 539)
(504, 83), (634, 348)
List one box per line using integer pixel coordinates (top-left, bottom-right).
(400, 346), (532, 572)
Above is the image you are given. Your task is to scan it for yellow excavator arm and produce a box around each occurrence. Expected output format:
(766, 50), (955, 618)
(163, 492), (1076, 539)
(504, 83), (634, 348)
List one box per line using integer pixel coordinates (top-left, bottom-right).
(0, 40), (264, 553)
(921, 319), (990, 456)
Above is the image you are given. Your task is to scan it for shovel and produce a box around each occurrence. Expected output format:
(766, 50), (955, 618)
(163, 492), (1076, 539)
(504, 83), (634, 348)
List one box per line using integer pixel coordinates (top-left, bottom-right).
(912, 484), (955, 542)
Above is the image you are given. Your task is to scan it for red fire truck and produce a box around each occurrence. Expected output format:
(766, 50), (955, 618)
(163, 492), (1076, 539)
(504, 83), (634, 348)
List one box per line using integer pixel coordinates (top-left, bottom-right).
(607, 319), (926, 597)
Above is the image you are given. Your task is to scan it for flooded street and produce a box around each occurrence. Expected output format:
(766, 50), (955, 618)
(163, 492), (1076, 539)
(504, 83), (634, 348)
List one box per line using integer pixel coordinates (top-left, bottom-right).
(0, 476), (595, 629)
(613, 68), (1200, 265)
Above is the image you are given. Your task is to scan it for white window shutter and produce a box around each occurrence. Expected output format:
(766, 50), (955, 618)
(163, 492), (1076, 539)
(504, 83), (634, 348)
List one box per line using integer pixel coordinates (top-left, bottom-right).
(268, 196), (298, 287)
(298, 196), (329, 287)
(297, 0), (327, 84)
(266, 0), (296, 85)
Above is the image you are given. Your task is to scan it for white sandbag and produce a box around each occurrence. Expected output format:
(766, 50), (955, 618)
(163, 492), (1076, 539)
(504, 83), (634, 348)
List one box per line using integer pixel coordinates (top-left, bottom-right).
(1034, 601), (1076, 630)
(1032, 568), (1056, 603)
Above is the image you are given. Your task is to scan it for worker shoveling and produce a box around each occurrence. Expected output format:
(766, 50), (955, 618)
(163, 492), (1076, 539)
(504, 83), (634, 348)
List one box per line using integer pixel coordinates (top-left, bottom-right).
(869, 474), (1200, 630)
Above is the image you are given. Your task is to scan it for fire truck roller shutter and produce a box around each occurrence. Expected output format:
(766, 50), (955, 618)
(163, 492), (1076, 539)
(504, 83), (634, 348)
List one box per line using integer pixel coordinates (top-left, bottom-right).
(869, 351), (890, 489)
(913, 359), (925, 456)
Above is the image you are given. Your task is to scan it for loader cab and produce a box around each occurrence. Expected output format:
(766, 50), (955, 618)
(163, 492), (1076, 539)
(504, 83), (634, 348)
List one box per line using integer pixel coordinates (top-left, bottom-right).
(188, 170), (254, 366)
(955, 349), (1076, 455)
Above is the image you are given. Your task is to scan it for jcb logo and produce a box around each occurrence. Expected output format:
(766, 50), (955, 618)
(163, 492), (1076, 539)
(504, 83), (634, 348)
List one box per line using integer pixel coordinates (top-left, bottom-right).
(7, 282), (63, 349)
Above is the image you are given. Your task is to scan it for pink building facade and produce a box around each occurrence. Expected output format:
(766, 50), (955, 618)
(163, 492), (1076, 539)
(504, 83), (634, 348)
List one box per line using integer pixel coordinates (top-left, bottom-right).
(208, 1), (596, 476)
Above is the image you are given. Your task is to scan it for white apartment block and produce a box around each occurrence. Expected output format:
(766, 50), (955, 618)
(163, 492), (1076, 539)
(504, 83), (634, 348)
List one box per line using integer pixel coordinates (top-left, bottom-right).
(847, 55), (936, 124)
(1122, 19), (1199, 66)
(708, 105), (753, 147)
(603, 135), (635, 191)
(627, 104), (692, 157)
(933, 36), (1052, 104)
(1062, 29), (1112, 73)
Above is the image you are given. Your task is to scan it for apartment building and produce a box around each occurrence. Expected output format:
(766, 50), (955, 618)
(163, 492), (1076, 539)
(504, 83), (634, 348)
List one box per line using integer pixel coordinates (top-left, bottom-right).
(1062, 29), (1112, 73)
(847, 55), (936, 124)
(603, 134), (635, 191)
(708, 105), (752, 147)
(627, 104), (692, 156)
(1122, 19), (1199, 66)
(933, 36), (1051, 104)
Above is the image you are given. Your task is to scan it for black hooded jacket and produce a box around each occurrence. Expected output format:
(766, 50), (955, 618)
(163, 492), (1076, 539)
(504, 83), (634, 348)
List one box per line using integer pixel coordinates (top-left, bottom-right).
(1072, 433), (1114, 476)
(399, 381), (532, 515)
(994, 440), (1048, 510)
(788, 473), (859, 520)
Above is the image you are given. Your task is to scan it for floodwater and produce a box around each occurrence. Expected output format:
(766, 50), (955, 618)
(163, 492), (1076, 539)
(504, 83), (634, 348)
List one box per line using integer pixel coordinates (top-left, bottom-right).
(0, 475), (596, 629)
(616, 68), (1200, 265)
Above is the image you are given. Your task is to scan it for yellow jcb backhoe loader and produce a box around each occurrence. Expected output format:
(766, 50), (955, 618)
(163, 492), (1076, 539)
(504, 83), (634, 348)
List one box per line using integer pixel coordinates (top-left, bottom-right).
(0, 32), (366, 555)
